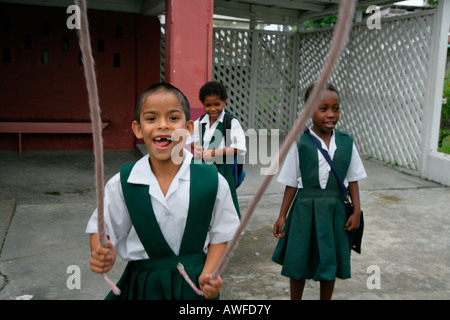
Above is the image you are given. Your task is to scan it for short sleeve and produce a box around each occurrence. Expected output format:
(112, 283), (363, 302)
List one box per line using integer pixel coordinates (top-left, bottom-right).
(345, 144), (367, 182)
(277, 142), (302, 188)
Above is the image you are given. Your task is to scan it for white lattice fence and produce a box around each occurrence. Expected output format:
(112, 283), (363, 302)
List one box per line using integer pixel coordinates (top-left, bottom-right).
(253, 32), (298, 134)
(211, 11), (435, 171)
(160, 11), (436, 171)
(213, 29), (298, 133)
(298, 12), (434, 171)
(213, 29), (253, 129)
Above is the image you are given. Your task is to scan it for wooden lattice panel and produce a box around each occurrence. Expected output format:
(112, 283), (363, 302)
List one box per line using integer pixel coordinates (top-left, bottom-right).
(254, 32), (297, 134)
(298, 13), (434, 170)
(213, 29), (298, 133)
(162, 11), (436, 171)
(213, 29), (253, 130)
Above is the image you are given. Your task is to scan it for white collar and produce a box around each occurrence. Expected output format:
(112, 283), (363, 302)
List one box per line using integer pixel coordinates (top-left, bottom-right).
(127, 148), (193, 186)
(200, 109), (226, 125)
(308, 126), (336, 151)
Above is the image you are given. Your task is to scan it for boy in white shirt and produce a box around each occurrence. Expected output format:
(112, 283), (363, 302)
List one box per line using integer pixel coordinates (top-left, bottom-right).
(86, 83), (240, 300)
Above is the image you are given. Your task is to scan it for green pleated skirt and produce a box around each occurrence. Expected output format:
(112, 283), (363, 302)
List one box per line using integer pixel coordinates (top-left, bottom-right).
(105, 253), (215, 300)
(272, 190), (351, 281)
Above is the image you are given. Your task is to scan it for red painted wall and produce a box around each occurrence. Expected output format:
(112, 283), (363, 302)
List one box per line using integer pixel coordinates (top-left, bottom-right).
(164, 0), (213, 121)
(0, 3), (160, 151)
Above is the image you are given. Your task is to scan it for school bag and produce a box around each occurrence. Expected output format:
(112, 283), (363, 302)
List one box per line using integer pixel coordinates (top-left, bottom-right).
(223, 112), (246, 188)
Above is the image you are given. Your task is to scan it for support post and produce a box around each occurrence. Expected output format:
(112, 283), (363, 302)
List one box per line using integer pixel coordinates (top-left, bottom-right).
(420, 0), (450, 185)
(164, 0), (214, 120)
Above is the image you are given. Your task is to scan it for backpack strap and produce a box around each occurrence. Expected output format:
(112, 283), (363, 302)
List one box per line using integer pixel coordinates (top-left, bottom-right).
(223, 111), (233, 148)
(304, 128), (352, 199)
(199, 114), (206, 148)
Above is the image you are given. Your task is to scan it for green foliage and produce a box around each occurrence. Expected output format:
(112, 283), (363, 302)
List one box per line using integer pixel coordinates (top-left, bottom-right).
(425, 0), (439, 7)
(438, 134), (450, 154)
(441, 71), (450, 126)
(303, 16), (337, 30)
(438, 71), (450, 154)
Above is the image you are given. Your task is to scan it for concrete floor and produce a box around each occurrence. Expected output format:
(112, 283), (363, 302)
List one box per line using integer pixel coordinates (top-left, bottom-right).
(0, 149), (449, 300)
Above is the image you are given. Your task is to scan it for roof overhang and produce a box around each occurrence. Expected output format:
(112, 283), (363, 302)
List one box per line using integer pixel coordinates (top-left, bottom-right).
(1, 0), (401, 24)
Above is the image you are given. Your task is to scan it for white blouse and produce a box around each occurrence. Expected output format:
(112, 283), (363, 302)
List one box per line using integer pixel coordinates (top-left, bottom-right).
(187, 109), (247, 155)
(86, 150), (240, 261)
(277, 128), (367, 189)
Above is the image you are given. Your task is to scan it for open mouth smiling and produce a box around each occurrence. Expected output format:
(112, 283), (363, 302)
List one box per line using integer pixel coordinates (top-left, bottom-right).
(153, 136), (173, 150)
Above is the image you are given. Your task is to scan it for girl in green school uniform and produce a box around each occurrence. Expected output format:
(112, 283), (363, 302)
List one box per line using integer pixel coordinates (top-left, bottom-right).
(272, 83), (367, 300)
(188, 81), (247, 218)
(86, 83), (240, 300)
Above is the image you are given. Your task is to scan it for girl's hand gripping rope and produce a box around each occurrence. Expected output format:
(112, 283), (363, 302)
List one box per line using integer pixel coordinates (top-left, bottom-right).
(177, 263), (223, 299)
(199, 273), (223, 299)
(90, 235), (116, 274)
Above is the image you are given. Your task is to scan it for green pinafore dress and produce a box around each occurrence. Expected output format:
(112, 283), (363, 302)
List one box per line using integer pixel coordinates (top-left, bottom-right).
(201, 116), (240, 218)
(272, 130), (353, 281)
(105, 161), (218, 300)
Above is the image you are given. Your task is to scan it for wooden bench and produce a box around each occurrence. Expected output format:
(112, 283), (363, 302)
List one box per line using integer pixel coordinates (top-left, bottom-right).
(0, 121), (109, 153)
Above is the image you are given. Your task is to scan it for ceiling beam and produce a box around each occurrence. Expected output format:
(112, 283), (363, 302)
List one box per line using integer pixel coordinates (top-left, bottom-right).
(312, 0), (341, 4)
(142, 0), (165, 15)
(215, 0), (303, 20)
(0, 0), (144, 13)
(240, 0), (324, 12)
(297, 0), (399, 22)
